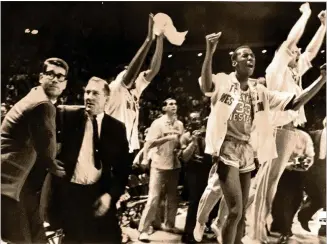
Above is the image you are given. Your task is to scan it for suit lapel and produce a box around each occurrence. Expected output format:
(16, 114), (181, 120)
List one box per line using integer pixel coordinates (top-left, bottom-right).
(76, 111), (88, 149)
(99, 114), (107, 143)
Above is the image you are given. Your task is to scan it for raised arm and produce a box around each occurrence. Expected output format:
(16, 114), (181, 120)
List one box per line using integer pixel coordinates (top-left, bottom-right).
(286, 64), (326, 111)
(284, 2), (312, 49)
(122, 14), (154, 88)
(200, 32), (221, 93)
(304, 10), (326, 61)
(145, 34), (164, 82)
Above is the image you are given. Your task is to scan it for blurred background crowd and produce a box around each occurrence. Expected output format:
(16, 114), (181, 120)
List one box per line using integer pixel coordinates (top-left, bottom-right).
(2, 2), (325, 131)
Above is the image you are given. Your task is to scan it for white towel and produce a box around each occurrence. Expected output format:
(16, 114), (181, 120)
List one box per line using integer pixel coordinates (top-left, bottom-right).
(153, 13), (188, 46)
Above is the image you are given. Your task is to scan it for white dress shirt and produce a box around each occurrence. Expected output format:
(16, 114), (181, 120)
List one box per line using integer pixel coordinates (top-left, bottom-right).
(71, 112), (104, 184)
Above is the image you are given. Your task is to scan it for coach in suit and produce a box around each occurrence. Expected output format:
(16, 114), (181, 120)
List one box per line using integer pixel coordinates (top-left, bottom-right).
(1, 58), (69, 244)
(298, 117), (326, 234)
(44, 76), (130, 243)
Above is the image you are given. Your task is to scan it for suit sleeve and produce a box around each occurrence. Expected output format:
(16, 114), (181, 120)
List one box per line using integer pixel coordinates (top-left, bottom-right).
(29, 102), (57, 170)
(108, 123), (131, 204)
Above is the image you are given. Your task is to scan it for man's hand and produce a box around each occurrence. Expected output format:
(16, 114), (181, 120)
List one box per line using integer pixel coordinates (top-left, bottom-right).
(119, 192), (131, 202)
(147, 13), (155, 41)
(257, 77), (266, 86)
(48, 159), (66, 178)
(191, 130), (202, 143)
(166, 134), (180, 142)
(320, 63), (326, 78)
(205, 32), (222, 55)
(140, 158), (150, 170)
(318, 10), (326, 25)
(299, 2), (311, 16)
(94, 193), (111, 217)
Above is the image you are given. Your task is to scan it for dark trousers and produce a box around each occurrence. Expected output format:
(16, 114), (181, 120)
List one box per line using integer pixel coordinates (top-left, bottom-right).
(271, 169), (305, 234)
(271, 160), (327, 235)
(299, 160), (326, 223)
(184, 161), (212, 235)
(49, 176), (122, 244)
(1, 192), (47, 244)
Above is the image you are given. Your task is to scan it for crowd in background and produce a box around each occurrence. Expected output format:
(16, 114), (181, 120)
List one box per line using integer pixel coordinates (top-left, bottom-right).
(1, 53), (324, 130)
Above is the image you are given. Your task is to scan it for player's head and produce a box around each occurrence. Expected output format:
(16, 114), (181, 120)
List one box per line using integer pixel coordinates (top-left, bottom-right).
(162, 98), (177, 115)
(231, 46), (255, 77)
(39, 58), (69, 99)
(188, 111), (201, 130)
(288, 46), (301, 69)
(84, 76), (110, 116)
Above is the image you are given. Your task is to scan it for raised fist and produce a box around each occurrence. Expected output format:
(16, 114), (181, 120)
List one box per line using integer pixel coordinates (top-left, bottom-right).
(205, 32), (222, 55)
(318, 10), (326, 25)
(299, 2), (311, 16)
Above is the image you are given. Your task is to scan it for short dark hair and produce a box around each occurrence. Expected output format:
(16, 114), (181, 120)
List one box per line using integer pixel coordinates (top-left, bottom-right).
(42, 58), (69, 74)
(231, 45), (252, 62)
(88, 76), (110, 96)
(162, 97), (176, 107)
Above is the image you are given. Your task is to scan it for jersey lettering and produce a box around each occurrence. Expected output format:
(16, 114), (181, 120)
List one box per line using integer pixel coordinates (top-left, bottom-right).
(229, 92), (252, 124)
(220, 93), (234, 105)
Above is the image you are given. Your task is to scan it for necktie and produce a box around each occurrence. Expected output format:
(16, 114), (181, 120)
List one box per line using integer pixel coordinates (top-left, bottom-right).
(91, 116), (101, 169)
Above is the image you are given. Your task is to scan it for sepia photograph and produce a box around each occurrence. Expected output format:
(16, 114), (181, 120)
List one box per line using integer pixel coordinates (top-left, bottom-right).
(1, 1), (326, 244)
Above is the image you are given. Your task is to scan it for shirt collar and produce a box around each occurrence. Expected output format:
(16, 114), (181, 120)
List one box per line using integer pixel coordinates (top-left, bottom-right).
(230, 72), (257, 88)
(95, 112), (105, 122)
(86, 112), (105, 122)
(162, 114), (177, 125)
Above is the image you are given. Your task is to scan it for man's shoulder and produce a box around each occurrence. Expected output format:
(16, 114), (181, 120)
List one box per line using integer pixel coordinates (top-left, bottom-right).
(297, 129), (312, 141)
(213, 72), (231, 81)
(9, 89), (54, 117)
(21, 86), (52, 107)
(57, 105), (85, 114)
(176, 120), (184, 127)
(103, 113), (126, 129)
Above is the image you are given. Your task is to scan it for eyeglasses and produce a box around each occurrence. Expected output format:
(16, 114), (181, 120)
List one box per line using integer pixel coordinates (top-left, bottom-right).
(43, 71), (66, 82)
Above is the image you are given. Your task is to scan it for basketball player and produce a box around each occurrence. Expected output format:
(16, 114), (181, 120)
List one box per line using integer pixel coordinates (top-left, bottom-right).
(105, 14), (164, 154)
(197, 27), (326, 244)
(246, 3), (326, 242)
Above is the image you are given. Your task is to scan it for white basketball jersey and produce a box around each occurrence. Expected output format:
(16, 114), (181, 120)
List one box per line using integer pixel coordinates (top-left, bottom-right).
(106, 70), (150, 152)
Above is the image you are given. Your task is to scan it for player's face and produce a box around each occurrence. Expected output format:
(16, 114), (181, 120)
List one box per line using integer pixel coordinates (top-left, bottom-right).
(288, 46), (301, 69)
(189, 112), (201, 129)
(84, 81), (108, 115)
(234, 48), (255, 77)
(164, 99), (177, 115)
(39, 64), (67, 99)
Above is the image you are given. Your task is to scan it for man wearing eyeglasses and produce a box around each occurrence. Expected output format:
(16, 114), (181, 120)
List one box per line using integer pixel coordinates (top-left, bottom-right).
(1, 58), (69, 244)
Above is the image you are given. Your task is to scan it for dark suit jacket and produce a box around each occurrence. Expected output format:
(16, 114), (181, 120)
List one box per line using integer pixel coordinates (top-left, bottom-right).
(1, 86), (56, 201)
(54, 105), (130, 204)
